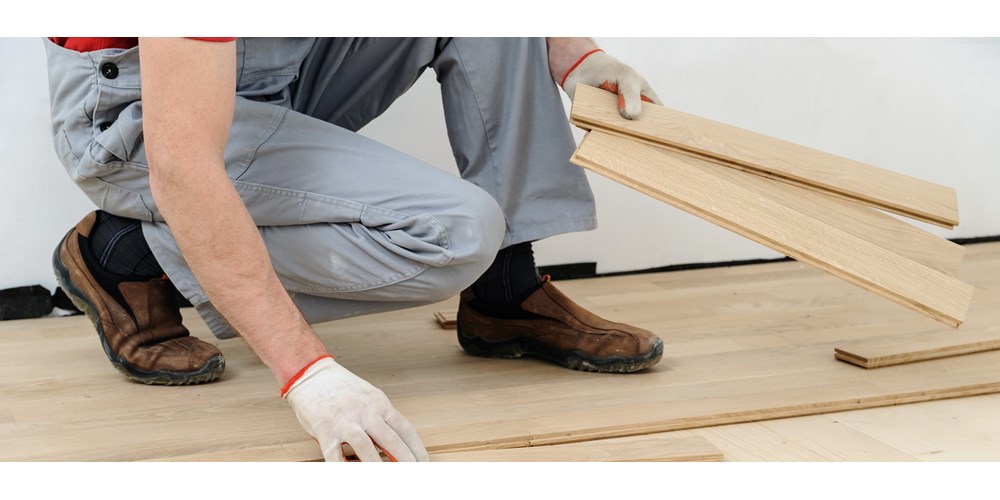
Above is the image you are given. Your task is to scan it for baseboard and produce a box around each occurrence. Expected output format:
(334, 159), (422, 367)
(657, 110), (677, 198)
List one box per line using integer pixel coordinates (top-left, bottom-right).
(539, 234), (1000, 281)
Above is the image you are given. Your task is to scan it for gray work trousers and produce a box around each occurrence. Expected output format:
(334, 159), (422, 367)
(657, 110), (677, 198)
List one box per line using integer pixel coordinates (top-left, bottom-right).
(44, 37), (597, 339)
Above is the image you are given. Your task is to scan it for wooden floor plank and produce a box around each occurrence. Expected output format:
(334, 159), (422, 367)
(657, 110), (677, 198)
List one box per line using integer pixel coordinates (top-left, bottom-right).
(706, 157), (963, 276)
(431, 435), (722, 462)
(678, 417), (919, 462)
(570, 84), (959, 228)
(2, 244), (998, 461)
(571, 130), (973, 327)
(833, 394), (1000, 461)
(644, 393), (1000, 461)
(835, 328), (1000, 368)
(146, 434), (723, 462)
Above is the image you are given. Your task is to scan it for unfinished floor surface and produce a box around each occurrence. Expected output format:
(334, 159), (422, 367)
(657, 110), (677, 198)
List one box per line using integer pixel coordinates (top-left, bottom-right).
(1, 243), (998, 461)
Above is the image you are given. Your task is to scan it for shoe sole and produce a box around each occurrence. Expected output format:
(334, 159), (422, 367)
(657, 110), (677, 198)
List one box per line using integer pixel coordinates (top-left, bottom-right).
(456, 318), (664, 374)
(53, 228), (224, 386)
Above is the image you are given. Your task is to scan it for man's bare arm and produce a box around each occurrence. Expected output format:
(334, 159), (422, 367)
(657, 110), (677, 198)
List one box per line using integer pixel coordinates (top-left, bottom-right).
(545, 37), (599, 84)
(138, 39), (427, 461)
(139, 38), (327, 384)
(545, 37), (660, 119)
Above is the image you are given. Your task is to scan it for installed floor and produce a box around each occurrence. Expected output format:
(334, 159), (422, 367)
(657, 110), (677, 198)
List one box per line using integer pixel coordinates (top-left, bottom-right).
(1, 243), (998, 461)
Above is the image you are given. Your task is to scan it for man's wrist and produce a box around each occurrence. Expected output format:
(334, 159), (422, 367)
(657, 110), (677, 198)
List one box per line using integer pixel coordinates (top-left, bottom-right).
(560, 48), (604, 88)
(546, 37), (599, 85)
(270, 337), (331, 387)
(280, 354), (334, 397)
(242, 314), (330, 387)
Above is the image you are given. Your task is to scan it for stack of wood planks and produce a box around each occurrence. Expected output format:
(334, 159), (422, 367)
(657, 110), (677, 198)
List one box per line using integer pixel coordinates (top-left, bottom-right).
(569, 84), (975, 328)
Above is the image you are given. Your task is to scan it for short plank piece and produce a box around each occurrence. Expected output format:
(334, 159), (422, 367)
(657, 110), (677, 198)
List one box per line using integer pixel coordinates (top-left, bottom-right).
(432, 435), (723, 462)
(570, 84), (959, 228)
(835, 328), (1000, 368)
(571, 130), (973, 327)
(434, 311), (457, 330)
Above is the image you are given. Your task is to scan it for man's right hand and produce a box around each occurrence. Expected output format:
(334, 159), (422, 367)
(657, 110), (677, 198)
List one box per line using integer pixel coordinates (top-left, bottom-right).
(139, 39), (416, 462)
(282, 356), (429, 462)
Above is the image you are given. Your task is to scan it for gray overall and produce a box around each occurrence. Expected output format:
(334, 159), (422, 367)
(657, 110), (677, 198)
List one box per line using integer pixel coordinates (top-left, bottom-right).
(44, 38), (596, 339)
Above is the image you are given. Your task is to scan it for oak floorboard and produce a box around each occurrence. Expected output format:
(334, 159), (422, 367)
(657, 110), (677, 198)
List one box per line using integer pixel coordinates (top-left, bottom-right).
(431, 435), (722, 462)
(572, 131), (973, 326)
(570, 84), (959, 228)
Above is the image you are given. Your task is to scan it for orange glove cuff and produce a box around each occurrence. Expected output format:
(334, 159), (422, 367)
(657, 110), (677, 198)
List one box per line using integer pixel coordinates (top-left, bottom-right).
(280, 354), (334, 397)
(560, 48), (604, 88)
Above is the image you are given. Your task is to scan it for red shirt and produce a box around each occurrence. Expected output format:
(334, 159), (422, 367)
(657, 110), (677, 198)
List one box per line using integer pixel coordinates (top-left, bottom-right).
(50, 37), (235, 52)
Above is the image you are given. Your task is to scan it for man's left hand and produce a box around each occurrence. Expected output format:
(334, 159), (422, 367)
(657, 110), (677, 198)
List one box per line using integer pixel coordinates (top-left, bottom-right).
(561, 49), (661, 120)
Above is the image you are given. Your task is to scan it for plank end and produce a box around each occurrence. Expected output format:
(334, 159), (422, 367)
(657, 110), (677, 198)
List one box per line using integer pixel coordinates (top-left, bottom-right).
(834, 349), (876, 369)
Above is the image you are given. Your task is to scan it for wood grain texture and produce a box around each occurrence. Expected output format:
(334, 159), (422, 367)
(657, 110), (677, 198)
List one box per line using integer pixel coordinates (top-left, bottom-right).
(835, 327), (1000, 368)
(146, 434), (722, 462)
(819, 393), (1000, 461)
(432, 435), (722, 462)
(571, 130), (973, 327)
(570, 84), (959, 228)
(1, 243), (998, 462)
(685, 140), (963, 276)
(668, 393), (1000, 461)
(677, 415), (920, 461)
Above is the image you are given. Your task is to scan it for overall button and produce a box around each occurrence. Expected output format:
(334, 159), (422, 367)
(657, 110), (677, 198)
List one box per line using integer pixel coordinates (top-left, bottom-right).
(100, 62), (119, 80)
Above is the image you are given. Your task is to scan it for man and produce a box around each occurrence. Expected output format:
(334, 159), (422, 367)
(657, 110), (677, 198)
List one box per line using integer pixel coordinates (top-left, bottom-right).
(46, 37), (662, 462)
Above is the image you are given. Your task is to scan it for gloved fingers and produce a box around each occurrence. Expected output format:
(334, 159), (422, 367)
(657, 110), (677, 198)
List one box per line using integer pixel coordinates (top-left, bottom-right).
(373, 443), (396, 462)
(319, 438), (346, 463)
(365, 421), (416, 462)
(640, 81), (662, 105)
(344, 430), (383, 462)
(599, 79), (657, 118)
(386, 409), (430, 462)
(617, 77), (646, 120)
(598, 80), (627, 112)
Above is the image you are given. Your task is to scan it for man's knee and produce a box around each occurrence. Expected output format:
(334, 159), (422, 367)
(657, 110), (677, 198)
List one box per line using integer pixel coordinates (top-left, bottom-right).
(452, 186), (505, 262)
(421, 187), (505, 301)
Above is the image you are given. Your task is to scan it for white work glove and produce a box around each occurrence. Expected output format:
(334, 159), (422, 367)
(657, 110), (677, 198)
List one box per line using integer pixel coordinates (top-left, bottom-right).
(282, 355), (429, 462)
(561, 49), (661, 120)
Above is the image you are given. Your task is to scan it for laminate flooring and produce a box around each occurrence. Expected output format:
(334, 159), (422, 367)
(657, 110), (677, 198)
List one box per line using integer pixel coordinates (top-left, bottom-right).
(2, 243), (998, 461)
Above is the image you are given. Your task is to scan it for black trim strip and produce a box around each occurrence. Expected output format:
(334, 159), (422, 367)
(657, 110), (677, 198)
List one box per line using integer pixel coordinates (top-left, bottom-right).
(540, 235), (1000, 281)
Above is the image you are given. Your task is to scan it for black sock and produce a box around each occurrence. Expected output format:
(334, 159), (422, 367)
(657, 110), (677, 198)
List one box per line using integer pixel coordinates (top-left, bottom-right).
(469, 241), (544, 318)
(88, 211), (164, 278)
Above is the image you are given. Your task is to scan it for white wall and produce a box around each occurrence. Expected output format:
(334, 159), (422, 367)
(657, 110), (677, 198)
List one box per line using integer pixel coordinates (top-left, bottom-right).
(1, 38), (102, 292)
(2, 37), (999, 292)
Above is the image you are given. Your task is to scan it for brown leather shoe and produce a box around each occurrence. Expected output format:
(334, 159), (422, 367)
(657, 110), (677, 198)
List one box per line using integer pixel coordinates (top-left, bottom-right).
(457, 279), (663, 373)
(53, 211), (225, 385)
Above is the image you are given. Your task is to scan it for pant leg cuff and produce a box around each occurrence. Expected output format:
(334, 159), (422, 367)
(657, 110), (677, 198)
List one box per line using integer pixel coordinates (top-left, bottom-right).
(502, 217), (597, 248)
